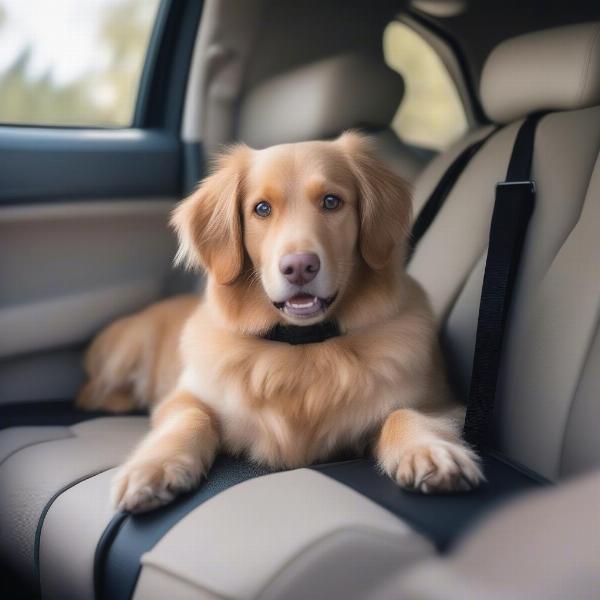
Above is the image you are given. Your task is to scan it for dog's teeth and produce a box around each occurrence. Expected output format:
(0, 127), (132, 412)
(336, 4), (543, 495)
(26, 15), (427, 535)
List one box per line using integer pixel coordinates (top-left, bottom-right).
(288, 297), (317, 308)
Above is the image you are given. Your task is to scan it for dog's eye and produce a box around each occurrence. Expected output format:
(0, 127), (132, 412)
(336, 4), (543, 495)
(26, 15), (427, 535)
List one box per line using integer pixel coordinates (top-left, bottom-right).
(254, 201), (272, 218)
(321, 194), (342, 211)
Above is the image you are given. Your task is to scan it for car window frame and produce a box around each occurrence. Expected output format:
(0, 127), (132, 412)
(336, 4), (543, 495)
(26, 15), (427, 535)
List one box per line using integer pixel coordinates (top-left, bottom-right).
(0, 0), (205, 205)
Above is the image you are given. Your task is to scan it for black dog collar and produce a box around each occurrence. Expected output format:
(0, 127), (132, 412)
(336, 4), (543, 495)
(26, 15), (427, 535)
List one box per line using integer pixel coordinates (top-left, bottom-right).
(262, 321), (341, 345)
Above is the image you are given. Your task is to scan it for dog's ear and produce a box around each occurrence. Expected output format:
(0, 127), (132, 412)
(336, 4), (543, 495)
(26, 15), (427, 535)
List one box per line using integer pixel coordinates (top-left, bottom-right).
(338, 131), (412, 270)
(171, 145), (250, 285)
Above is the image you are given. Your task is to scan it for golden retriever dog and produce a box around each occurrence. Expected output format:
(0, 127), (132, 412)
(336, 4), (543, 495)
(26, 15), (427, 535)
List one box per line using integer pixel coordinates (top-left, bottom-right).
(77, 132), (483, 513)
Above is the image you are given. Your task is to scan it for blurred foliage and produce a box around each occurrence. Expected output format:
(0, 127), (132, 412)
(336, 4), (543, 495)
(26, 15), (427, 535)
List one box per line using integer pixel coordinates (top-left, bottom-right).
(0, 5), (467, 140)
(384, 22), (468, 150)
(0, 0), (159, 127)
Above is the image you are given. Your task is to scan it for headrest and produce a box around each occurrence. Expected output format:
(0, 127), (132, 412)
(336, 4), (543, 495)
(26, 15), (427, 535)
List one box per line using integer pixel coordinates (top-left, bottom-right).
(481, 22), (600, 123)
(238, 53), (404, 148)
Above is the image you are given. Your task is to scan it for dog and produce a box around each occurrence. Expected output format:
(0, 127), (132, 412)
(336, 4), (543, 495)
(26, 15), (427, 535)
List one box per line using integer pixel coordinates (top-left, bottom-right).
(77, 132), (483, 513)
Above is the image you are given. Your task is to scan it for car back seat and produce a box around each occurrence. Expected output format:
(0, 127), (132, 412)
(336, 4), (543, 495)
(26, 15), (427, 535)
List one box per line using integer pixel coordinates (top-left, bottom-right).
(410, 22), (600, 479)
(2, 21), (600, 600)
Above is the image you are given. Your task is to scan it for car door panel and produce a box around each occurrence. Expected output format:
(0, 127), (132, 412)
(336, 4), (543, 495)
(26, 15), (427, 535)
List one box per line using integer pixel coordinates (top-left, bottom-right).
(0, 0), (205, 406)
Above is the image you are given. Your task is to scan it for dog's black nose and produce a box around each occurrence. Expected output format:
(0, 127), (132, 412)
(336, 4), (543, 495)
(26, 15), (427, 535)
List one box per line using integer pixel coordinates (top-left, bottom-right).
(279, 253), (320, 285)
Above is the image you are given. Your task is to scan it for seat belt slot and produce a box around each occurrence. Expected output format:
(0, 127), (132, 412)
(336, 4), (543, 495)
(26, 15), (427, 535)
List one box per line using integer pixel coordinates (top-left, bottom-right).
(496, 180), (536, 192)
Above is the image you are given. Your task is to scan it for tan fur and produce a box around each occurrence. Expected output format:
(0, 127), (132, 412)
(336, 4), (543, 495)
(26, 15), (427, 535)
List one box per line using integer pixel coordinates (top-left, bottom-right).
(77, 295), (197, 412)
(79, 132), (483, 512)
(111, 390), (219, 512)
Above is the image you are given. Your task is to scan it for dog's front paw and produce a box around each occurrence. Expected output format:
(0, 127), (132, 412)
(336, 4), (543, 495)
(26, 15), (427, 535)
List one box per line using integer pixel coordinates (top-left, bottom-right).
(382, 440), (484, 494)
(112, 457), (202, 513)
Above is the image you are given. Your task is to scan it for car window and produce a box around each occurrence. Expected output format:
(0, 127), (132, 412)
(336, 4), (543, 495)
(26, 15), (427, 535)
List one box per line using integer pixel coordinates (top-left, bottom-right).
(383, 21), (468, 151)
(0, 0), (162, 127)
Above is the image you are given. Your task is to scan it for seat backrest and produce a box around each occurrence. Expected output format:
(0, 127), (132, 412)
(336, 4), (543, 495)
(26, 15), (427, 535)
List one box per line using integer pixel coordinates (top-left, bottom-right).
(237, 52), (429, 181)
(409, 22), (600, 481)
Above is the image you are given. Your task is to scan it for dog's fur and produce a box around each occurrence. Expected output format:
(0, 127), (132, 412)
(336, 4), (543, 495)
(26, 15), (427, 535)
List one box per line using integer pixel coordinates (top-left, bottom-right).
(78, 132), (483, 513)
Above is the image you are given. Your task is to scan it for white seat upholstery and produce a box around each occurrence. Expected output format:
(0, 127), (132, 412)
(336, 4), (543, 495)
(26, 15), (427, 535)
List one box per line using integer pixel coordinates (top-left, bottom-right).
(0, 417), (148, 584)
(238, 53), (405, 148)
(410, 108), (600, 479)
(133, 470), (433, 600)
(480, 22), (600, 123)
(238, 52), (431, 181)
(2, 21), (600, 600)
(371, 470), (600, 600)
(40, 469), (120, 599)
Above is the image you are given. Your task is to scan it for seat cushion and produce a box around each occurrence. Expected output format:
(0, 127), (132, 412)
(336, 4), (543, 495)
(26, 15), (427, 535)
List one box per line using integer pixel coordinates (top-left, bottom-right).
(131, 469), (434, 600)
(40, 468), (119, 600)
(371, 469), (600, 600)
(0, 416), (148, 588)
(96, 453), (541, 600)
(3, 411), (540, 600)
(0, 414), (438, 600)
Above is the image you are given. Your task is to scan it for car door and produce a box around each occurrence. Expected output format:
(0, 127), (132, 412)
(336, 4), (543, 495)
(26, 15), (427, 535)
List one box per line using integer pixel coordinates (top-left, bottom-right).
(0, 0), (203, 409)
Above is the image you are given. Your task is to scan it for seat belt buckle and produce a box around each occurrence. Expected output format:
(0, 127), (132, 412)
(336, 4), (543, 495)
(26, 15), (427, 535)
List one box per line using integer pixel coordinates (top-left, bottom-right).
(496, 180), (536, 194)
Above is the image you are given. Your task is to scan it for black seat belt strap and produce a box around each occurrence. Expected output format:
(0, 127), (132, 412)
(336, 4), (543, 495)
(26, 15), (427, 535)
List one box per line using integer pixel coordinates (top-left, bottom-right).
(407, 128), (497, 262)
(463, 113), (546, 450)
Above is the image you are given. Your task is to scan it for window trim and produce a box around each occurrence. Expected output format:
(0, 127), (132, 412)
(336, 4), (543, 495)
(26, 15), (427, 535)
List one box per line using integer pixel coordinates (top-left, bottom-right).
(132, 0), (174, 128)
(0, 0), (206, 205)
(134, 0), (205, 132)
(0, 126), (180, 205)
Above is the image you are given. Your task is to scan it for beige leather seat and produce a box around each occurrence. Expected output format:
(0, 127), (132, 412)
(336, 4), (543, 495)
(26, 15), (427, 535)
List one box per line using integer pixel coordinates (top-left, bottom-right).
(410, 22), (600, 480)
(237, 52), (432, 181)
(0, 417), (148, 594)
(371, 469), (600, 600)
(2, 22), (600, 600)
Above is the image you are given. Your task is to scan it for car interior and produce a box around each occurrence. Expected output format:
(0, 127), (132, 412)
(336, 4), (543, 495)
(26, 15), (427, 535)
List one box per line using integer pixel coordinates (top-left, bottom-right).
(1, 0), (599, 598)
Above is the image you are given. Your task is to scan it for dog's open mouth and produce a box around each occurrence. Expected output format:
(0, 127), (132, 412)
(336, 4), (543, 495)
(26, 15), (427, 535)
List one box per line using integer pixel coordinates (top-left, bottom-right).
(274, 293), (337, 319)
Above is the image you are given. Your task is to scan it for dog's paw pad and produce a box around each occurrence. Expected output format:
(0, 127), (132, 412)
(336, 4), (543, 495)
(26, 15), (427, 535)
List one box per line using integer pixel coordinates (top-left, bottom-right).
(393, 441), (484, 494)
(111, 459), (200, 513)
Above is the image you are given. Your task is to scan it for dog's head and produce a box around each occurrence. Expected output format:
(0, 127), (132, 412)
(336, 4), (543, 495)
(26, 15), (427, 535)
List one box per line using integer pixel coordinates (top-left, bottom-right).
(172, 132), (411, 330)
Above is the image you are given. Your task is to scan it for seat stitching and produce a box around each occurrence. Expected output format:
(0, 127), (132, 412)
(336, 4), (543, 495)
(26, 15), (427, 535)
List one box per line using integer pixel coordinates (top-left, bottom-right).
(565, 136), (600, 227)
(530, 119), (600, 281)
(96, 457), (274, 600)
(557, 294), (600, 477)
(251, 524), (429, 600)
(33, 467), (113, 593)
(577, 25), (600, 104)
(531, 147), (600, 476)
(0, 430), (74, 470)
(443, 246), (487, 329)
